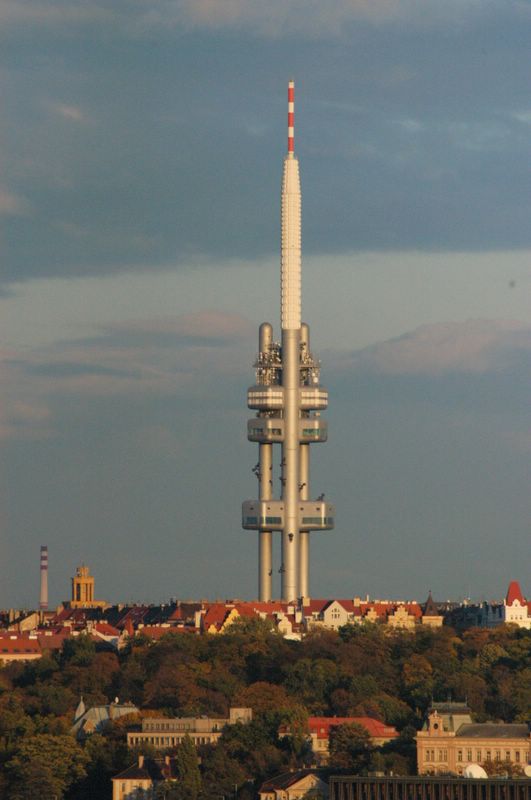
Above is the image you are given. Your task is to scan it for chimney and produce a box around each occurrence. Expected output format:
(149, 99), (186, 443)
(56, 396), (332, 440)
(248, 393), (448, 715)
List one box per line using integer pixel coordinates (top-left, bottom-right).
(39, 545), (49, 611)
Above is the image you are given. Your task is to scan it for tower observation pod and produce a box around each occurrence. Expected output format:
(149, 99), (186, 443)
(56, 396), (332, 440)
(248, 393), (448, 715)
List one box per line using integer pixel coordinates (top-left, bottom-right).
(242, 82), (335, 602)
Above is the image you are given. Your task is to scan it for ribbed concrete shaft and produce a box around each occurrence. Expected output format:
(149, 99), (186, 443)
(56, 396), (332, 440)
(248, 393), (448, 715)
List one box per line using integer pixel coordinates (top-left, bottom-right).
(281, 155), (301, 331)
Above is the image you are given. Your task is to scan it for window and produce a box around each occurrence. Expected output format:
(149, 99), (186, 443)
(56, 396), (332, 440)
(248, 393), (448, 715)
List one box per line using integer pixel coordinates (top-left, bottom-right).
(495, 751), (500, 761)
(457, 751), (463, 762)
(476, 751), (482, 762)
(486, 751), (491, 761)
(505, 751), (511, 761)
(425, 751), (430, 761)
(515, 751), (520, 763)
(467, 750), (472, 761)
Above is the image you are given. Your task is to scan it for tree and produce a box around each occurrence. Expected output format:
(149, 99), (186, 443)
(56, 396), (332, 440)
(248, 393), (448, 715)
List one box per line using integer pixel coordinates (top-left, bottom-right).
(482, 758), (524, 778)
(0, 695), (34, 752)
(233, 681), (295, 717)
(61, 635), (96, 667)
(328, 722), (372, 773)
(401, 654), (434, 711)
(169, 734), (202, 800)
(5, 733), (88, 799)
(6, 758), (59, 800)
(200, 743), (247, 800)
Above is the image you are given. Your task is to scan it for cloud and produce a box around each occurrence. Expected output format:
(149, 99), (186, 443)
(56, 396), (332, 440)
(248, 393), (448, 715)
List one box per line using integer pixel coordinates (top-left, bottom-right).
(0, 0), (113, 29)
(0, 188), (29, 215)
(115, 310), (254, 342)
(132, 0), (522, 36)
(1, 0), (523, 37)
(0, 351), (51, 440)
(49, 103), (87, 124)
(513, 111), (531, 125)
(343, 319), (531, 376)
(0, 311), (253, 438)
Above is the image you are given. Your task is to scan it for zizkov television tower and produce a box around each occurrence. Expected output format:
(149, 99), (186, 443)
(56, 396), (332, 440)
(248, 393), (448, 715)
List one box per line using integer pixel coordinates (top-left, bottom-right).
(243, 82), (334, 602)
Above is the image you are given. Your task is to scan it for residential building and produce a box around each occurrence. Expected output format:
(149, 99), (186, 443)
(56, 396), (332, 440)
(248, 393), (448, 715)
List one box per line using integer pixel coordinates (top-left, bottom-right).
(503, 581), (531, 629)
(443, 582), (530, 632)
(72, 697), (139, 740)
(112, 754), (177, 800)
(416, 703), (531, 775)
(280, 716), (398, 763)
(421, 593), (444, 628)
(126, 707), (252, 749)
(0, 632), (42, 663)
(304, 598), (423, 631)
(259, 770), (329, 799)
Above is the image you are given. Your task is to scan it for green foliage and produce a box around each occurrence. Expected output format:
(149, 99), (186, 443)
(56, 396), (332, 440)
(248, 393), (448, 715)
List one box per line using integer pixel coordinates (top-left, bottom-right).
(168, 734), (202, 800)
(5, 733), (88, 799)
(328, 722), (372, 772)
(0, 623), (528, 798)
(0, 695), (34, 752)
(200, 743), (247, 800)
(61, 635), (96, 667)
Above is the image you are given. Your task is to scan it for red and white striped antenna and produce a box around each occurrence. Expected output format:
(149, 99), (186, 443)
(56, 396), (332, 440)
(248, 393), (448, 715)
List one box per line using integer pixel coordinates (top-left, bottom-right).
(39, 544), (48, 611)
(288, 80), (295, 155)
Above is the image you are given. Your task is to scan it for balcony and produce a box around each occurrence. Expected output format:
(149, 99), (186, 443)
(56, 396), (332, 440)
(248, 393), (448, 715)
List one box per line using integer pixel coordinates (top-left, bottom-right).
(242, 500), (335, 531)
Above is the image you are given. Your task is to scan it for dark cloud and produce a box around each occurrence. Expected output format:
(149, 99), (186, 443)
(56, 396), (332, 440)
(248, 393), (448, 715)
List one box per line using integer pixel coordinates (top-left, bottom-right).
(1, 2), (530, 283)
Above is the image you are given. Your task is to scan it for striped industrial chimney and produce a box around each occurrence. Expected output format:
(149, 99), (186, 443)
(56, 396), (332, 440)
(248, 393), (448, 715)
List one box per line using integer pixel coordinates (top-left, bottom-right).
(39, 545), (48, 611)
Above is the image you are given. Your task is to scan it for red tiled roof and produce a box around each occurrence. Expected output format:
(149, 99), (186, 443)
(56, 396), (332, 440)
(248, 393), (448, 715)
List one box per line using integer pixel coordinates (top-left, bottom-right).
(202, 605), (227, 627)
(0, 636), (41, 655)
(308, 716), (398, 741)
(93, 623), (120, 636)
(232, 605), (258, 619)
(137, 626), (183, 640)
(35, 630), (71, 650)
(506, 580), (526, 606)
(360, 603), (389, 618)
(304, 599), (330, 614)
(398, 603), (423, 618)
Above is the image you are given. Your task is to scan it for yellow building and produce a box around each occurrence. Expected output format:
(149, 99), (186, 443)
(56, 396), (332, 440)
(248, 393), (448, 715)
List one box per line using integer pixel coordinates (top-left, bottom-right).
(69, 565), (107, 609)
(416, 703), (531, 775)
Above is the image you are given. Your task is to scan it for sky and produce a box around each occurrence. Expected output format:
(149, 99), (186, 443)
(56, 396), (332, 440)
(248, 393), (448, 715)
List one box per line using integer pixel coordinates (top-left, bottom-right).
(1, 0), (530, 608)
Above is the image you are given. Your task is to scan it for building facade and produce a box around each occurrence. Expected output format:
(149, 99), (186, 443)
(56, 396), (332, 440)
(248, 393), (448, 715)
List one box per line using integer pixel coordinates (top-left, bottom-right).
(416, 703), (531, 775)
(112, 755), (176, 800)
(126, 707), (252, 750)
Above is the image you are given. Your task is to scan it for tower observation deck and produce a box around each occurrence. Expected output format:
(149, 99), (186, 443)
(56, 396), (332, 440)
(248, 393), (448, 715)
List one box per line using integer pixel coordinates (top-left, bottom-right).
(242, 82), (335, 602)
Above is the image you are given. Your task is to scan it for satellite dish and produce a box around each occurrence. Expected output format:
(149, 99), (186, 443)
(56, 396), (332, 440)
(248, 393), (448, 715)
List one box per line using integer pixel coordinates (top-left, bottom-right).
(464, 764), (488, 779)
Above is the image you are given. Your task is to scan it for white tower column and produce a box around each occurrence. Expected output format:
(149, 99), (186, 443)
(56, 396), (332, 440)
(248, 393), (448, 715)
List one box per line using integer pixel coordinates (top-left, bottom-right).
(242, 81), (334, 603)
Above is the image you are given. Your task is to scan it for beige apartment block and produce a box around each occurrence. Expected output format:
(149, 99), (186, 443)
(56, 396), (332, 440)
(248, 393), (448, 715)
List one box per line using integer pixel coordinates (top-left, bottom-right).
(127, 707), (252, 749)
